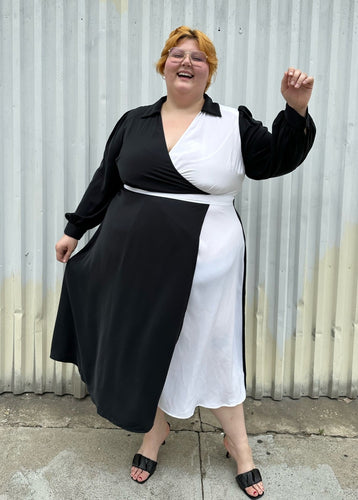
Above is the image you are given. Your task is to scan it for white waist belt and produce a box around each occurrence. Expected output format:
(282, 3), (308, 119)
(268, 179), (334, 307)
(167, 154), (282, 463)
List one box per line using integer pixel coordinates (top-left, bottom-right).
(123, 184), (234, 206)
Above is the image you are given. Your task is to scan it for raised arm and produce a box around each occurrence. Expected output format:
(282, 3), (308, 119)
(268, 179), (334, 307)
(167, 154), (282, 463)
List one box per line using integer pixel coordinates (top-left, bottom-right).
(240, 67), (316, 180)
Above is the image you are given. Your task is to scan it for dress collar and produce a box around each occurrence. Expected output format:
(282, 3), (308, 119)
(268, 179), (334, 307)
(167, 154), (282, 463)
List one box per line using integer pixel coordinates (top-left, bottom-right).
(141, 94), (221, 118)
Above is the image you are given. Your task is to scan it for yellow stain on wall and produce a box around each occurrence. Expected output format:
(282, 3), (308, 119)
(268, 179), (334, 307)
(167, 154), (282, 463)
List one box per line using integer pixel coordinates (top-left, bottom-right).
(0, 276), (85, 396)
(296, 222), (358, 397)
(245, 222), (358, 399)
(100, 0), (128, 15)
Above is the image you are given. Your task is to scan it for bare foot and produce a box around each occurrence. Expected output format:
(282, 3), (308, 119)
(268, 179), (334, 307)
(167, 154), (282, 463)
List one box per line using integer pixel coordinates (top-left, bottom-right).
(224, 435), (264, 497)
(130, 421), (170, 483)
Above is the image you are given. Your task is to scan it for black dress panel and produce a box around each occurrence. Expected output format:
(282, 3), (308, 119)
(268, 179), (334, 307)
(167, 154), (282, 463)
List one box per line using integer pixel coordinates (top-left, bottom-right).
(52, 98), (219, 431)
(52, 190), (208, 431)
(116, 101), (209, 195)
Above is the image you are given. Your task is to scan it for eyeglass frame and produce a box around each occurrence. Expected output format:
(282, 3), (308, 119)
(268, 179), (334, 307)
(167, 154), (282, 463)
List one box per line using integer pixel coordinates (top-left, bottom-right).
(167, 47), (208, 65)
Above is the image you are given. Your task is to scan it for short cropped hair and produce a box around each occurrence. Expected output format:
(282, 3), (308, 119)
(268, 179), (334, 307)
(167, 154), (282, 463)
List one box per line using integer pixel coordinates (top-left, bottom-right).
(156, 26), (218, 91)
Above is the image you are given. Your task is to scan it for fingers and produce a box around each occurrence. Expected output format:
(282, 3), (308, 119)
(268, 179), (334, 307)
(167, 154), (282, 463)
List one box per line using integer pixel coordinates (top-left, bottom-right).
(286, 67), (314, 89)
(62, 248), (73, 263)
(55, 235), (78, 263)
(55, 244), (70, 263)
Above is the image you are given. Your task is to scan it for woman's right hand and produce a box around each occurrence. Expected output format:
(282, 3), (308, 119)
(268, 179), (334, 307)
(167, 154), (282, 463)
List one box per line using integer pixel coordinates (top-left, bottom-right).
(55, 235), (78, 263)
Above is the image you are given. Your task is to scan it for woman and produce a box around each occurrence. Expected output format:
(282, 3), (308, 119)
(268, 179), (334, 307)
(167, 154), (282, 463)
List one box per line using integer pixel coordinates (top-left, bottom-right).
(52, 26), (315, 498)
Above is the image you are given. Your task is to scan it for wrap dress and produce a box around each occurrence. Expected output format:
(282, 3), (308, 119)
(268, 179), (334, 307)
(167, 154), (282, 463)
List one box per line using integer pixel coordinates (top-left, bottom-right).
(51, 94), (316, 432)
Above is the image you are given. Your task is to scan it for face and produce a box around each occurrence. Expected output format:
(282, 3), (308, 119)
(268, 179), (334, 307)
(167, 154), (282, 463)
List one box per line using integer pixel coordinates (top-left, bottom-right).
(163, 38), (210, 96)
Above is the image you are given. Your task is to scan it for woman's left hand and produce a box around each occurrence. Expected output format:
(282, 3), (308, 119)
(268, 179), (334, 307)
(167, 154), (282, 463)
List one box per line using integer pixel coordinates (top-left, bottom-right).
(281, 67), (314, 117)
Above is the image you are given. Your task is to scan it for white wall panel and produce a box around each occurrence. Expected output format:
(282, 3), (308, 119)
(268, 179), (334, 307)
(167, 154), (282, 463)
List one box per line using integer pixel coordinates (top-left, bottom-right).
(1, 0), (357, 399)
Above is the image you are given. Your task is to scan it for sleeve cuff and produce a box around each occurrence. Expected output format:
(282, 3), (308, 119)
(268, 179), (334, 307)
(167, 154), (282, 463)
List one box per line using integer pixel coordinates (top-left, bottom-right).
(284, 103), (309, 129)
(64, 222), (85, 240)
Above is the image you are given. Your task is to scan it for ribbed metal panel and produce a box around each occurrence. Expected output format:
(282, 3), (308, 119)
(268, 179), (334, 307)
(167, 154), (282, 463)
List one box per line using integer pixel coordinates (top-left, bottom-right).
(1, 0), (357, 399)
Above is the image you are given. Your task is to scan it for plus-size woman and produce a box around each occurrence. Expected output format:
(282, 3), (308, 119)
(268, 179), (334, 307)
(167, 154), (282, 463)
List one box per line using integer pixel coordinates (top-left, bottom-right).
(51, 26), (315, 498)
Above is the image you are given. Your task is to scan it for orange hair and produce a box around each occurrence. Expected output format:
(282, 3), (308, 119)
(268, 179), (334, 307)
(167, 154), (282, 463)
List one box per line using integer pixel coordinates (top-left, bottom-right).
(156, 26), (218, 91)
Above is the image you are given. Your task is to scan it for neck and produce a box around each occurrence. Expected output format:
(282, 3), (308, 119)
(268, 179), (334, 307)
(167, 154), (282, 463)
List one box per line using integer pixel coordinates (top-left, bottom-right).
(164, 91), (205, 114)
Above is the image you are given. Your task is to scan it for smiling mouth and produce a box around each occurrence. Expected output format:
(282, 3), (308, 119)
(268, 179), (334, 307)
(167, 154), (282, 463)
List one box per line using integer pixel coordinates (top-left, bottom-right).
(177, 72), (193, 79)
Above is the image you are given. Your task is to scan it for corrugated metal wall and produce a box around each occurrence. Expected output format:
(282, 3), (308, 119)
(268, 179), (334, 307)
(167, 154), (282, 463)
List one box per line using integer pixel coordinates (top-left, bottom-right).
(1, 0), (357, 400)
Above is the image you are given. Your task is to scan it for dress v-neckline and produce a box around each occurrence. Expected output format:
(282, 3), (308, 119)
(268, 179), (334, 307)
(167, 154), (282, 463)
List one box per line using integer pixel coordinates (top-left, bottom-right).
(160, 111), (201, 154)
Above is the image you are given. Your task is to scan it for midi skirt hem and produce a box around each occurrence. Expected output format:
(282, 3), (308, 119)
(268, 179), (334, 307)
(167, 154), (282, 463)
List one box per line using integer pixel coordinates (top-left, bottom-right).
(158, 395), (247, 420)
(50, 355), (153, 432)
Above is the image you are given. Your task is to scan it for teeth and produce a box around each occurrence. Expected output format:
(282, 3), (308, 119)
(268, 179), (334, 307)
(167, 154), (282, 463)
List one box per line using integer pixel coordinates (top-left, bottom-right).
(178, 72), (193, 78)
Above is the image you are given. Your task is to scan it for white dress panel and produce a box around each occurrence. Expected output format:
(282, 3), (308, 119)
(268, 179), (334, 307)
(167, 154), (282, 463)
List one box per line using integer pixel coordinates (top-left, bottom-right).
(158, 203), (246, 417)
(158, 105), (247, 418)
(168, 105), (245, 195)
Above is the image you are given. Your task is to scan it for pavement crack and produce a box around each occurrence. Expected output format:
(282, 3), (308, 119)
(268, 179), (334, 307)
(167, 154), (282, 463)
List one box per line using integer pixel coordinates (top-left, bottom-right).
(257, 430), (358, 439)
(198, 408), (205, 499)
(198, 430), (205, 499)
(200, 420), (222, 432)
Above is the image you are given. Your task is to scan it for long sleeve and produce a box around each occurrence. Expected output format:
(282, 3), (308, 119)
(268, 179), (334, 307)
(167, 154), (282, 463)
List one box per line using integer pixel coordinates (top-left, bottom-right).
(64, 112), (129, 239)
(239, 104), (316, 180)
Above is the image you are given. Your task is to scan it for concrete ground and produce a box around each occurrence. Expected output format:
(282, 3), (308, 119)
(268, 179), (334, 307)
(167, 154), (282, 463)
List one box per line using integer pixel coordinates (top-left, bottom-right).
(0, 394), (357, 500)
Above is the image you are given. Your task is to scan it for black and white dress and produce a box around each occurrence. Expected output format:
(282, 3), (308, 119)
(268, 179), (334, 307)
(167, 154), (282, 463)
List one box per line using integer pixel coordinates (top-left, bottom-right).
(51, 95), (315, 432)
